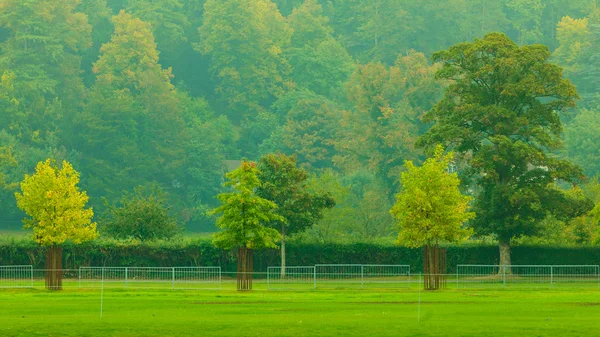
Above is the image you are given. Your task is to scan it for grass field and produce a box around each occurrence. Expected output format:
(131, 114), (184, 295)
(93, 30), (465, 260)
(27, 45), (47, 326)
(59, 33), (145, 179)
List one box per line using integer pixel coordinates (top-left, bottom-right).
(1, 287), (599, 337)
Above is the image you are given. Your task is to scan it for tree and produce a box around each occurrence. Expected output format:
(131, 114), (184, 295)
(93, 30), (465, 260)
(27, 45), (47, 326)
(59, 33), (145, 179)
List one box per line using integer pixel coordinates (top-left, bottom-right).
(256, 153), (335, 276)
(336, 51), (443, 184)
(301, 169), (354, 243)
(79, 11), (186, 207)
(15, 159), (98, 290)
(286, 0), (355, 98)
(564, 109), (600, 177)
(504, 0), (544, 45)
(0, 0), (91, 148)
(210, 161), (282, 291)
(418, 33), (591, 267)
(197, 0), (292, 123)
(102, 186), (180, 241)
(553, 8), (600, 109)
(0, 146), (16, 190)
(390, 146), (474, 290)
(261, 90), (342, 169)
(126, 0), (190, 68)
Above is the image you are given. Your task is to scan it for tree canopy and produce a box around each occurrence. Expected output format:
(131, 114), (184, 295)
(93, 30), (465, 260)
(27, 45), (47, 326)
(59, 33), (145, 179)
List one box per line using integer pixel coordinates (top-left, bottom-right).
(15, 159), (98, 246)
(391, 146), (474, 248)
(211, 161), (282, 250)
(418, 32), (593, 263)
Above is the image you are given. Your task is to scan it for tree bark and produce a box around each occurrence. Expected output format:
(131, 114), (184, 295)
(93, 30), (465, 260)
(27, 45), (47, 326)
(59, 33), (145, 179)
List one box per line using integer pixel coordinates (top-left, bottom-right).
(499, 238), (512, 274)
(280, 223), (286, 278)
(237, 246), (253, 291)
(45, 245), (63, 290)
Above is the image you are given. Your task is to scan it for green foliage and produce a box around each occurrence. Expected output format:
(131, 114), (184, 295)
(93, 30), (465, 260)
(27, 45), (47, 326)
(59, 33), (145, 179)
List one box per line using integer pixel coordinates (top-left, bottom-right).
(419, 33), (590, 248)
(210, 161), (283, 250)
(102, 186), (181, 241)
(198, 0), (292, 119)
(564, 109), (600, 177)
(391, 146), (474, 248)
(78, 10), (189, 214)
(14, 159), (98, 246)
(2, 0), (600, 247)
(336, 51), (443, 184)
(554, 8), (600, 108)
(287, 0), (355, 98)
(257, 153), (335, 236)
(5, 234), (600, 273)
(261, 90), (342, 169)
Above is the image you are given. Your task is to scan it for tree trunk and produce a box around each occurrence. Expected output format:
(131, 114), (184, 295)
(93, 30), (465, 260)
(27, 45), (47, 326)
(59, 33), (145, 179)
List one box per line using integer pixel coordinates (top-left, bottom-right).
(280, 233), (286, 279)
(237, 246), (253, 291)
(499, 238), (512, 274)
(45, 245), (63, 290)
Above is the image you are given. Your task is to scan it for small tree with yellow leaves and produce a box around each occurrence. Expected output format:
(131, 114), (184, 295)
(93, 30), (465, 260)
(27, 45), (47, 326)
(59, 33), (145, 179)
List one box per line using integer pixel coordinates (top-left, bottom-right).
(391, 146), (474, 290)
(15, 159), (98, 290)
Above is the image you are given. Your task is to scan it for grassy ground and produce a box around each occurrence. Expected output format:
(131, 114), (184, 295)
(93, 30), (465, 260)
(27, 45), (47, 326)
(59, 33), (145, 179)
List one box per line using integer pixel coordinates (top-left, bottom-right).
(1, 287), (599, 337)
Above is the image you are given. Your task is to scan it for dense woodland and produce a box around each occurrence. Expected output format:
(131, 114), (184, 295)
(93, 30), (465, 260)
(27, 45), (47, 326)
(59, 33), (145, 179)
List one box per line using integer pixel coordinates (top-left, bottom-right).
(2, 0), (600, 246)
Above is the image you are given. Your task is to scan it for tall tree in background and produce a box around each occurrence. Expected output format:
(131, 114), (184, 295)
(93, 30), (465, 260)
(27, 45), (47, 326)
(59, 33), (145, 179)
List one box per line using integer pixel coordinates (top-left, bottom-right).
(79, 11), (186, 205)
(261, 90), (342, 169)
(0, 0), (92, 224)
(554, 8), (600, 109)
(15, 159), (98, 290)
(504, 0), (544, 45)
(77, 0), (113, 86)
(391, 146), (473, 290)
(418, 33), (590, 267)
(210, 161), (282, 291)
(126, 0), (190, 68)
(287, 0), (355, 99)
(256, 153), (335, 276)
(0, 146), (16, 195)
(564, 108), (600, 177)
(337, 51), (443, 185)
(197, 0), (292, 122)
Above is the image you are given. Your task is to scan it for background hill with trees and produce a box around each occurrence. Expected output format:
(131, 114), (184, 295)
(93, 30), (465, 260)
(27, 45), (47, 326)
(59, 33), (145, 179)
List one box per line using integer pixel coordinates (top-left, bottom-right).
(1, 0), (600, 248)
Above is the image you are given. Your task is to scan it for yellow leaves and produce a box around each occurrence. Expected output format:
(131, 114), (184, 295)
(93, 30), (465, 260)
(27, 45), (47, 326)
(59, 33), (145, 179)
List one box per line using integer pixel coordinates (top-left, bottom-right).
(15, 159), (98, 246)
(391, 145), (474, 248)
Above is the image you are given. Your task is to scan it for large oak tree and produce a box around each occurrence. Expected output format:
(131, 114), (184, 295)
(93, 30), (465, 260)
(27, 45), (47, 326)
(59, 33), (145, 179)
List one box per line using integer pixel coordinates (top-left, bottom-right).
(418, 33), (592, 267)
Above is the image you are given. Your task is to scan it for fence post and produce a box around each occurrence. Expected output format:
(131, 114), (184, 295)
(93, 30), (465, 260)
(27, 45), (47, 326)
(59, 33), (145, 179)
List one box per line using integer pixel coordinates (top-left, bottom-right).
(172, 267), (175, 290)
(313, 267), (317, 289)
(503, 266), (506, 287)
(456, 267), (459, 289)
(31, 266), (34, 288)
(100, 267), (104, 318)
(596, 266), (600, 290)
(78, 267), (81, 288)
(361, 265), (364, 289)
(408, 269), (411, 289)
(125, 267), (128, 288)
(550, 266), (553, 288)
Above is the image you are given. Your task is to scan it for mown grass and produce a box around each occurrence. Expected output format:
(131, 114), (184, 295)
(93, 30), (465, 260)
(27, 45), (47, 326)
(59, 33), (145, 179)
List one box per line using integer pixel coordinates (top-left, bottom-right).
(1, 287), (599, 336)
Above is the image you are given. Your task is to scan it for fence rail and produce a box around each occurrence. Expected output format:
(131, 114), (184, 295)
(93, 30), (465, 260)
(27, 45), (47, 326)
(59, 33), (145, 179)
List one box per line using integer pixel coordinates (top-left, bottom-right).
(0, 265), (33, 288)
(456, 264), (600, 288)
(2, 264), (600, 290)
(78, 266), (222, 289)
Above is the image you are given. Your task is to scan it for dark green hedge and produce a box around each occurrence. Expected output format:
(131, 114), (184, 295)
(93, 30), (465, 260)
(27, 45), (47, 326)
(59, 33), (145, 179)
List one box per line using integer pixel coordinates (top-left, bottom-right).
(1, 238), (600, 272)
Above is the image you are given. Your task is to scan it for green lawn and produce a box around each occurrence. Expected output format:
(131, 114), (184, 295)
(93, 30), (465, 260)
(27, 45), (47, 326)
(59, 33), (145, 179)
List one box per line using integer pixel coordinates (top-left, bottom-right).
(1, 287), (599, 336)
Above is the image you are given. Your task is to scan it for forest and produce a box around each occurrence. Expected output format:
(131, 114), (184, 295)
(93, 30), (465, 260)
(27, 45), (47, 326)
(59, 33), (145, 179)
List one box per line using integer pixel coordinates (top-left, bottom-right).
(1, 0), (600, 247)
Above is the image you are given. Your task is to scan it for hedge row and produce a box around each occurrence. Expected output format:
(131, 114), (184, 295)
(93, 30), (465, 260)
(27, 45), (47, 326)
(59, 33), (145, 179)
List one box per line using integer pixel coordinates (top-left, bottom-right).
(2, 239), (600, 272)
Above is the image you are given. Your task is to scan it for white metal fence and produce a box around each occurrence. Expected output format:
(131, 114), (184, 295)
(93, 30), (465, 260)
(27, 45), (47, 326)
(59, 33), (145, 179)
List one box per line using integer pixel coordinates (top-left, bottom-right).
(78, 267), (222, 289)
(267, 266), (316, 290)
(0, 265), (33, 288)
(3, 264), (600, 290)
(267, 264), (411, 289)
(456, 264), (600, 288)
